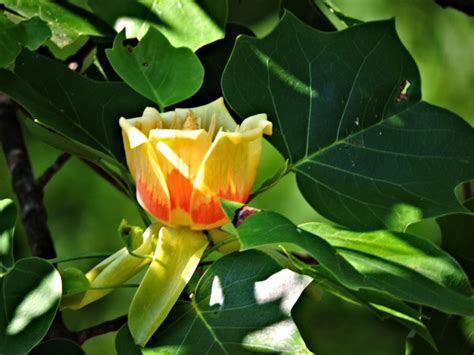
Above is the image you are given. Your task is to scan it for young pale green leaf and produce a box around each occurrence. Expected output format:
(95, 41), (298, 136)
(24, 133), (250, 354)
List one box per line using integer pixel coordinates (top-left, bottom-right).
(301, 222), (474, 315)
(0, 50), (153, 164)
(117, 250), (311, 354)
(0, 199), (17, 273)
(30, 338), (84, 355)
(0, 258), (62, 355)
(0, 15), (51, 68)
(106, 29), (204, 109)
(89, 0), (227, 51)
(2, 0), (112, 47)
(222, 12), (474, 231)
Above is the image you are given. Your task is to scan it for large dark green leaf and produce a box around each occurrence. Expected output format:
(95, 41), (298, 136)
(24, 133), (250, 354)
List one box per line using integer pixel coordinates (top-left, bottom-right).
(222, 12), (474, 231)
(30, 339), (85, 355)
(0, 14), (51, 68)
(106, 29), (204, 109)
(116, 250), (311, 353)
(0, 258), (62, 355)
(0, 50), (153, 163)
(1, 0), (112, 47)
(0, 199), (16, 273)
(89, 0), (227, 51)
(437, 212), (474, 278)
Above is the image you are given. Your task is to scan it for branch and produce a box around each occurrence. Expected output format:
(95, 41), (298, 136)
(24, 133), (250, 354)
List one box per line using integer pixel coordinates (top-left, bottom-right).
(0, 96), (56, 259)
(73, 315), (127, 345)
(435, 0), (474, 15)
(37, 152), (71, 190)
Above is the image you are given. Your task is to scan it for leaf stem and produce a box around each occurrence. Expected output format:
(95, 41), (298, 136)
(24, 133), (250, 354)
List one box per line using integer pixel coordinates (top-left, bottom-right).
(48, 252), (114, 264)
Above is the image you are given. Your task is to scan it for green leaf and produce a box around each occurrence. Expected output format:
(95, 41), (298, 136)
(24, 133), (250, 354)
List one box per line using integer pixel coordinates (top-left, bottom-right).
(437, 212), (474, 278)
(0, 258), (62, 355)
(2, 0), (112, 47)
(0, 199), (16, 273)
(89, 0), (227, 51)
(30, 338), (85, 355)
(118, 250), (311, 353)
(0, 15), (51, 68)
(0, 50), (153, 163)
(106, 29), (204, 109)
(222, 12), (474, 231)
(227, 0), (281, 37)
(301, 222), (474, 315)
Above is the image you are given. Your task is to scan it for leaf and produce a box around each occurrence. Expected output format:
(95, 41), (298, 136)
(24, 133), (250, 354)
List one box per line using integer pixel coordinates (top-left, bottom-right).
(0, 258), (62, 355)
(0, 199), (17, 273)
(60, 267), (90, 296)
(118, 250), (311, 353)
(222, 12), (474, 231)
(30, 338), (85, 355)
(0, 50), (153, 163)
(89, 0), (227, 51)
(106, 29), (204, 109)
(2, 0), (112, 47)
(437, 212), (474, 278)
(0, 15), (51, 68)
(227, 0), (281, 37)
(301, 222), (474, 315)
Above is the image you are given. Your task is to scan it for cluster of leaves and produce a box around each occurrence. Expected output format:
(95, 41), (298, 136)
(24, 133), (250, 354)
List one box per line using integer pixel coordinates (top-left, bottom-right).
(1, 0), (473, 353)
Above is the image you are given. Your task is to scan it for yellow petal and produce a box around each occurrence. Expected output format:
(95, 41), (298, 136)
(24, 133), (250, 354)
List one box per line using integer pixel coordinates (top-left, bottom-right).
(190, 114), (272, 229)
(120, 115), (171, 223)
(128, 226), (208, 346)
(149, 129), (212, 226)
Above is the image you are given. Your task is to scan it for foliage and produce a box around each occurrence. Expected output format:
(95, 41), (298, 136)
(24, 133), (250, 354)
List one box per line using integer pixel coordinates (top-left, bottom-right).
(0, 0), (473, 354)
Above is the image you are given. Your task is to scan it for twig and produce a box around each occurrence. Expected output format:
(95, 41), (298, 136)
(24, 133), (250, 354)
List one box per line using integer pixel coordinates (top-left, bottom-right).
(73, 315), (127, 345)
(36, 152), (71, 189)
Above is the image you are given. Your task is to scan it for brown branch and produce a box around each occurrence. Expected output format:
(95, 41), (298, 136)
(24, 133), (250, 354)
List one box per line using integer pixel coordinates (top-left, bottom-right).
(0, 96), (56, 259)
(73, 315), (127, 345)
(37, 153), (71, 190)
(435, 0), (474, 15)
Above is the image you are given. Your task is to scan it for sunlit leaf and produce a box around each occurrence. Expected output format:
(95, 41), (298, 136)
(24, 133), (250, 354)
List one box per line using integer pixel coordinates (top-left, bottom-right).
(228, 207), (474, 316)
(0, 258), (62, 355)
(89, 0), (227, 51)
(1, 0), (112, 47)
(106, 29), (204, 109)
(0, 14), (50, 68)
(222, 12), (474, 231)
(0, 199), (16, 273)
(117, 250), (311, 353)
(0, 50), (153, 164)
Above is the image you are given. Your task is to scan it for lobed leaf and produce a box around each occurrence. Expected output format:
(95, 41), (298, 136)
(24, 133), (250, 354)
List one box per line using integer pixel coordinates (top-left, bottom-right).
(222, 12), (474, 231)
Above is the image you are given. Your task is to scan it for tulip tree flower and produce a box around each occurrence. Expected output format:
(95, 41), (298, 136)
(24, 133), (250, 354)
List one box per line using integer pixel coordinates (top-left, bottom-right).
(63, 98), (272, 346)
(119, 97), (271, 345)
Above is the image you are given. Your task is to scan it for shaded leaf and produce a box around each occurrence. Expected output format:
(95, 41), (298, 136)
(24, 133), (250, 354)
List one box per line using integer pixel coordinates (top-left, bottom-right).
(222, 12), (474, 231)
(0, 15), (50, 68)
(2, 0), (112, 47)
(106, 29), (204, 109)
(89, 0), (227, 51)
(117, 250), (311, 353)
(0, 199), (16, 273)
(0, 50), (153, 163)
(30, 338), (85, 355)
(0, 258), (62, 355)
(437, 212), (474, 278)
